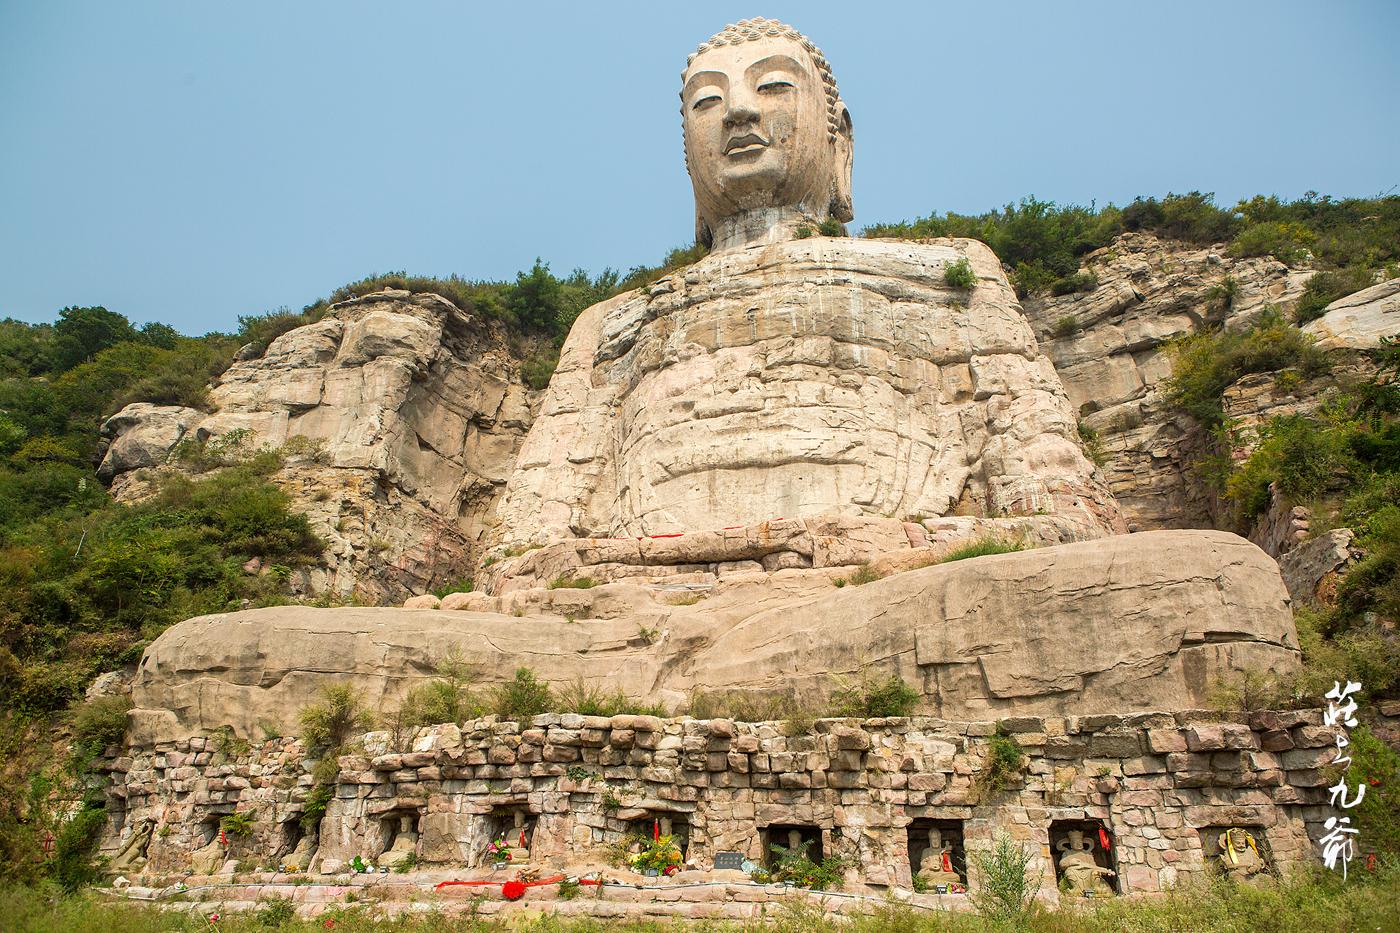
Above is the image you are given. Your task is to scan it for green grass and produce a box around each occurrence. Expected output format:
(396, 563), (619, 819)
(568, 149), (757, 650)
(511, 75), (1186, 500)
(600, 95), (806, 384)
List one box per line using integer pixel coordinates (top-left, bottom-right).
(940, 537), (1025, 563)
(4, 864), (1400, 931)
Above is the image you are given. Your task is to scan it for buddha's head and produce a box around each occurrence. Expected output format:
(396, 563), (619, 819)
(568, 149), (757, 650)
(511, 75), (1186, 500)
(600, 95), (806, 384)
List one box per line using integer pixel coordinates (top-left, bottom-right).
(681, 18), (853, 249)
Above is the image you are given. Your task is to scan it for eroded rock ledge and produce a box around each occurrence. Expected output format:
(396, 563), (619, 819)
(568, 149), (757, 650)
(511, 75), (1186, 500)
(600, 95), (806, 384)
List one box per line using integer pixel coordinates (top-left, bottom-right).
(131, 530), (1298, 742)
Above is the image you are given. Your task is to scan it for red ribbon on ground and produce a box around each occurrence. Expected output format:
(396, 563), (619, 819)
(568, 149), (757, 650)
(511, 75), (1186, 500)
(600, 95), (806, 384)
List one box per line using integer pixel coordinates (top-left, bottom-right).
(435, 874), (571, 901)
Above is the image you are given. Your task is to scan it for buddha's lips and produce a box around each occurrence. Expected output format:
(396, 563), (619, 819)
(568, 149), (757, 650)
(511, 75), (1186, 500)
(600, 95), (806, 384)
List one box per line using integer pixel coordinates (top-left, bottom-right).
(724, 133), (768, 155)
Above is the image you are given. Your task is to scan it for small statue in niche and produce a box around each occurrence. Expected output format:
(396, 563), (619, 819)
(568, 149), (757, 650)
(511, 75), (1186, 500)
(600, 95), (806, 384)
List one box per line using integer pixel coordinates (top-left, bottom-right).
(109, 820), (154, 875)
(380, 813), (420, 868)
(915, 827), (962, 889)
(1056, 829), (1115, 897)
(501, 811), (531, 863)
(1217, 827), (1269, 884)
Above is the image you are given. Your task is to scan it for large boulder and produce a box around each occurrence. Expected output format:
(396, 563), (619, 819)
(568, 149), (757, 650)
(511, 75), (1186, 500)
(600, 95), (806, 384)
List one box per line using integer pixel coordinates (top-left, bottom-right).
(1302, 278), (1400, 350)
(98, 403), (202, 480)
(130, 529), (1298, 742)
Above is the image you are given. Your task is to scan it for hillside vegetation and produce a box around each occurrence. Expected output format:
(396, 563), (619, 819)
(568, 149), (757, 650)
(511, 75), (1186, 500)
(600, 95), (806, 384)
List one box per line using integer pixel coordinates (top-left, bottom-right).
(865, 191), (1399, 298)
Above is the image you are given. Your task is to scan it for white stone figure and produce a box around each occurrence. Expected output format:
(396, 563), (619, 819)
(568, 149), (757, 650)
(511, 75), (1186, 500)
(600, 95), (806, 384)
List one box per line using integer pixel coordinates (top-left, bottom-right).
(1056, 829), (1115, 896)
(915, 828), (961, 887)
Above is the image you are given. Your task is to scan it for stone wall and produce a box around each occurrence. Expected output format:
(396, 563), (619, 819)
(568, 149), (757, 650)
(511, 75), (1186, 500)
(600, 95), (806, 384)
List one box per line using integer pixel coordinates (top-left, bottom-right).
(102, 709), (1336, 901)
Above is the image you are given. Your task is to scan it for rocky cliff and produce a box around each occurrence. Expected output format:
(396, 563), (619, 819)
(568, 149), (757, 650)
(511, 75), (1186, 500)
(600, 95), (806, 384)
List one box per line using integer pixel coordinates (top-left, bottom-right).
(1021, 232), (1312, 531)
(98, 232), (1398, 599)
(99, 290), (535, 602)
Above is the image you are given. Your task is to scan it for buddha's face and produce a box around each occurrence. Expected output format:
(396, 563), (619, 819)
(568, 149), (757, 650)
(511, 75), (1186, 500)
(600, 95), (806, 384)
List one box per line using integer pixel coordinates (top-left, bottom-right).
(682, 37), (839, 234)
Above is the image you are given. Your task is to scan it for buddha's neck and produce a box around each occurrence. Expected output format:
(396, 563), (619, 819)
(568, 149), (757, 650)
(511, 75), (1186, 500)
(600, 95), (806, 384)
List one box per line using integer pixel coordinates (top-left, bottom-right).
(708, 205), (843, 251)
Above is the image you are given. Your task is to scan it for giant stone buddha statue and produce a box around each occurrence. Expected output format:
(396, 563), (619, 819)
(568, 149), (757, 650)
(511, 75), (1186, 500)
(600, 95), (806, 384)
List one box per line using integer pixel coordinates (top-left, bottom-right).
(493, 18), (1124, 548)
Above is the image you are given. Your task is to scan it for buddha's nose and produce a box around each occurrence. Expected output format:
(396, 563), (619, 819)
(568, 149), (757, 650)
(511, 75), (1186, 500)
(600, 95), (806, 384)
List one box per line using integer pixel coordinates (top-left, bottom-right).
(723, 89), (760, 127)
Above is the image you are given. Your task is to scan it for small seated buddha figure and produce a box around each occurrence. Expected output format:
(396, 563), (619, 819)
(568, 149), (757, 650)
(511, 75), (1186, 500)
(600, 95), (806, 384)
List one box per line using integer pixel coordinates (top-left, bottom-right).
(502, 811), (532, 864)
(1056, 829), (1115, 896)
(915, 827), (962, 889)
(381, 813), (420, 868)
(1217, 827), (1269, 884)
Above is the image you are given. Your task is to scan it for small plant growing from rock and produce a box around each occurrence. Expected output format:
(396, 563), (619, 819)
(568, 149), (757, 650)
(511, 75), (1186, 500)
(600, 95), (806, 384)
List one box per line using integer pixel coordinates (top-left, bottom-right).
(769, 838), (846, 890)
(940, 537), (1025, 564)
(971, 832), (1041, 924)
(795, 225), (814, 239)
(494, 667), (553, 723)
(817, 217), (844, 237)
(548, 575), (598, 590)
(558, 878), (582, 899)
(220, 811), (255, 838)
(829, 670), (920, 718)
(1052, 314), (1083, 338)
(943, 257), (976, 289)
(975, 727), (1027, 799)
(298, 683), (373, 750)
(638, 625), (660, 644)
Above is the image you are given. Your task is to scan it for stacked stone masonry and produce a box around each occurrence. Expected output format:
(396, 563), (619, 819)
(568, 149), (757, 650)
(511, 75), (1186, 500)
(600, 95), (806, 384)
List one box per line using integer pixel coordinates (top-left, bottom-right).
(103, 710), (1337, 901)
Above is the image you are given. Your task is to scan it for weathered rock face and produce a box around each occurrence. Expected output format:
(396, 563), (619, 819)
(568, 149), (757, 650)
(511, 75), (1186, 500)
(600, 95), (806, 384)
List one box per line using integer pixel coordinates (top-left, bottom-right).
(130, 529), (1297, 743)
(1023, 232), (1311, 531)
(495, 237), (1123, 548)
(98, 403), (203, 481)
(100, 290), (535, 601)
(1302, 277), (1400, 350)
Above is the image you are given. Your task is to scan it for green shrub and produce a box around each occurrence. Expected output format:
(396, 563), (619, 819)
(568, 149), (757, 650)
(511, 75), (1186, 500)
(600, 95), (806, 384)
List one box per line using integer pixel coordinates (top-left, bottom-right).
(1077, 421), (1108, 466)
(794, 225), (813, 239)
(299, 783), (333, 833)
(220, 811), (255, 838)
(943, 258), (976, 289)
(817, 217), (844, 237)
(970, 832), (1040, 923)
(1052, 314), (1082, 338)
(395, 655), (482, 728)
(941, 537), (1025, 563)
(297, 683), (373, 749)
(1205, 275), (1241, 317)
(976, 727), (1027, 798)
(255, 895), (296, 926)
(69, 696), (130, 755)
(555, 679), (665, 717)
(1294, 266), (1376, 324)
(494, 667), (553, 723)
(1165, 309), (1331, 426)
(769, 837), (846, 890)
(430, 578), (472, 599)
(1229, 220), (1316, 264)
(49, 806), (107, 892)
(829, 672), (920, 718)
(1348, 725), (1400, 856)
(548, 575), (598, 589)
(521, 348), (558, 390)
(1050, 271), (1098, 296)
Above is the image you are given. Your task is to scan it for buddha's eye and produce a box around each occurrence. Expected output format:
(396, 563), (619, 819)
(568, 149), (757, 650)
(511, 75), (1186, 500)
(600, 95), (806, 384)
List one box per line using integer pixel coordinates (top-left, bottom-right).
(692, 94), (721, 111)
(758, 79), (794, 93)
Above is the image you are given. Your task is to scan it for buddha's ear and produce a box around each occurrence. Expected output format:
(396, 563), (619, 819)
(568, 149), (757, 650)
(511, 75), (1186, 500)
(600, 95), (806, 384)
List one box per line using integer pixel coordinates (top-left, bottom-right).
(696, 208), (713, 249)
(829, 104), (854, 223)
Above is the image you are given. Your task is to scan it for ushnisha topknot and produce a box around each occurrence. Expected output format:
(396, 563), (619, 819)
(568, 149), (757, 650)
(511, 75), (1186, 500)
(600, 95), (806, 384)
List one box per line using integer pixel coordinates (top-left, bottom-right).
(683, 17), (843, 143)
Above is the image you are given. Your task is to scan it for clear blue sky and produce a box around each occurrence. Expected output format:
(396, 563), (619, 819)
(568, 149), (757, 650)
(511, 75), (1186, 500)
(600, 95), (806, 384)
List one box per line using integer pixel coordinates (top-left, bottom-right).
(2, 1), (1397, 335)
